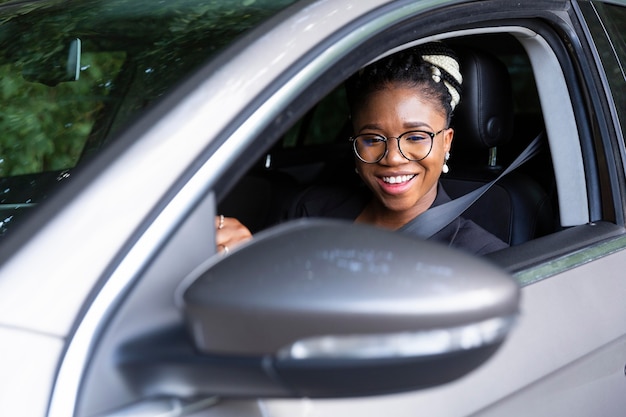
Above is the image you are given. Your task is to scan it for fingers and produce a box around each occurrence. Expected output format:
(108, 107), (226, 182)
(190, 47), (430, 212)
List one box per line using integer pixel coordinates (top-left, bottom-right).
(215, 215), (252, 254)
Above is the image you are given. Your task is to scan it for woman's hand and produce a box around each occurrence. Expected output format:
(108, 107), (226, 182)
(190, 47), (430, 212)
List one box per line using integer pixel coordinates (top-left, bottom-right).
(215, 215), (252, 254)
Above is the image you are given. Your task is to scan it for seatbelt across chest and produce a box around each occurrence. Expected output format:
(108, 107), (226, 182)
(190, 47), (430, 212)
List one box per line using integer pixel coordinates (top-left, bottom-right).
(398, 132), (544, 239)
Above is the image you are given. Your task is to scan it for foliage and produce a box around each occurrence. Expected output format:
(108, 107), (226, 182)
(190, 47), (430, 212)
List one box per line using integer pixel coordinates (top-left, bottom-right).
(0, 49), (125, 176)
(0, 0), (299, 178)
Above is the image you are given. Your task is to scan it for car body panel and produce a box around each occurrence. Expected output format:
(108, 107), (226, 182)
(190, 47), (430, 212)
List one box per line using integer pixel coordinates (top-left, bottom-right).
(0, 328), (63, 417)
(257, 242), (626, 416)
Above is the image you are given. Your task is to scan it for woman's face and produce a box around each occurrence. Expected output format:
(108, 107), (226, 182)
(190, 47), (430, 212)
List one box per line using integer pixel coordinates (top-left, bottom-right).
(352, 85), (453, 217)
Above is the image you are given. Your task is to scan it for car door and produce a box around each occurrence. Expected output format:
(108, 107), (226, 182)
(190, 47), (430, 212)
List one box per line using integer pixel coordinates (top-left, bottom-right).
(82, 1), (626, 416)
(260, 4), (626, 416)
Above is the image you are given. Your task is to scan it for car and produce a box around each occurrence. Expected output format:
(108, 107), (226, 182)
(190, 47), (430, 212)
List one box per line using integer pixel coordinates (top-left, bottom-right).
(0, 0), (625, 415)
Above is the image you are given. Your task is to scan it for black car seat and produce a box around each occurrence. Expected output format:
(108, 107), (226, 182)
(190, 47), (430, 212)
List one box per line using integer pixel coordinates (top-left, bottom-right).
(441, 47), (554, 245)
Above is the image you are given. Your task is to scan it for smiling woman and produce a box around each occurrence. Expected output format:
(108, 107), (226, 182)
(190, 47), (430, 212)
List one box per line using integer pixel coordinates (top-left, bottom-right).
(350, 87), (452, 222)
(294, 44), (508, 254)
(217, 43), (509, 255)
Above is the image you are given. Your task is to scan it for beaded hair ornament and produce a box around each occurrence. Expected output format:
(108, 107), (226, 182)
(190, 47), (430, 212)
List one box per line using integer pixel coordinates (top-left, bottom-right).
(351, 43), (463, 115)
(422, 52), (463, 110)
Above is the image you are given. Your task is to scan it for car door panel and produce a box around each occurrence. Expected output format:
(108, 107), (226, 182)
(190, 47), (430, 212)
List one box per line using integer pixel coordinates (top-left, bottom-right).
(251, 241), (626, 417)
(0, 328), (63, 417)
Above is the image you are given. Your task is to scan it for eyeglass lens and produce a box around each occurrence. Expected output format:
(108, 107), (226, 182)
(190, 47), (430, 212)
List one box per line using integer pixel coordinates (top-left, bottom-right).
(353, 130), (435, 163)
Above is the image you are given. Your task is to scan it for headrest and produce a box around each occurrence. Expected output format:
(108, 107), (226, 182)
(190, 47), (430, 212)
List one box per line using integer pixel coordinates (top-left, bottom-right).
(452, 48), (514, 150)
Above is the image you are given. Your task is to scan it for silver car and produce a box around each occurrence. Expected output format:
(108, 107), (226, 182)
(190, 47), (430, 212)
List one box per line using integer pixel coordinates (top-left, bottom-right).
(0, 0), (625, 416)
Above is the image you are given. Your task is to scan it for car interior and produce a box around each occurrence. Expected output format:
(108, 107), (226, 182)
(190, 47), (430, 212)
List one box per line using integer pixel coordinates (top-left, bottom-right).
(218, 32), (559, 249)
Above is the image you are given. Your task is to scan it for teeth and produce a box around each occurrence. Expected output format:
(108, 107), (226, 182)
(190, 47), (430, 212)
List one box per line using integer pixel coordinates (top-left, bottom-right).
(383, 174), (415, 184)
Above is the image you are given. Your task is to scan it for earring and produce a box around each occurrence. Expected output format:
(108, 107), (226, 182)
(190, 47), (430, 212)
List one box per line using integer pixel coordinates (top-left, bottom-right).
(355, 167), (359, 174)
(442, 152), (450, 174)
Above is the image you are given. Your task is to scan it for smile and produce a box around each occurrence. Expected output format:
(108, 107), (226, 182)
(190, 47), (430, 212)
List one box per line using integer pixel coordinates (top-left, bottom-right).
(382, 174), (416, 184)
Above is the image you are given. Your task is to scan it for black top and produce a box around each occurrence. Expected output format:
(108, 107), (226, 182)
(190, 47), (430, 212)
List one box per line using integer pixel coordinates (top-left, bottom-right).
(287, 182), (508, 256)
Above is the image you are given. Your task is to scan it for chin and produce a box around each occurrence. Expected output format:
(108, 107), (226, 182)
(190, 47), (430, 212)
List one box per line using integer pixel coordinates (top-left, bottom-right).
(379, 198), (418, 213)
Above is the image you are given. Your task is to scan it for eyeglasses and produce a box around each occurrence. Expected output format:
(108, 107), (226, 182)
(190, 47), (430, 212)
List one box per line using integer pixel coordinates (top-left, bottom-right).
(350, 129), (445, 164)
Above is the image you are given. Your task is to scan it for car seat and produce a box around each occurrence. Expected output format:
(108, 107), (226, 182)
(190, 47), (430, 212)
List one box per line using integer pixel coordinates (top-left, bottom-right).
(441, 47), (554, 245)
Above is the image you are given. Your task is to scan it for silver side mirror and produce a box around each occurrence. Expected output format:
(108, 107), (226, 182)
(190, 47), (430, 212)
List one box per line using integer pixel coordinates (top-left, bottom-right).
(174, 219), (520, 397)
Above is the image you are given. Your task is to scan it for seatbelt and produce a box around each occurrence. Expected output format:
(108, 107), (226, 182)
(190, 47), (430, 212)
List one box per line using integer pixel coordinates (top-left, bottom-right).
(398, 132), (544, 239)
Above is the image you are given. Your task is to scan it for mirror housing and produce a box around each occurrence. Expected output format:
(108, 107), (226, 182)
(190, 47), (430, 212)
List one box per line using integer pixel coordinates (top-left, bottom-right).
(120, 220), (519, 398)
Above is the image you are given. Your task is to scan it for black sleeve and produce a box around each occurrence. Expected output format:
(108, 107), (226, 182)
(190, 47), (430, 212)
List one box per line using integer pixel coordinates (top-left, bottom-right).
(285, 185), (369, 221)
(452, 218), (509, 255)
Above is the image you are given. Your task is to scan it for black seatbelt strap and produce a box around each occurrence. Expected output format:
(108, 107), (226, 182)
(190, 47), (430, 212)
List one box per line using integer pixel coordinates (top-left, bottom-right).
(398, 132), (544, 239)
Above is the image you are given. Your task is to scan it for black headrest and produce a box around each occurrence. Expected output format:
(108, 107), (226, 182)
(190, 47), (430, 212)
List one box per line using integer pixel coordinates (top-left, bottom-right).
(452, 48), (514, 150)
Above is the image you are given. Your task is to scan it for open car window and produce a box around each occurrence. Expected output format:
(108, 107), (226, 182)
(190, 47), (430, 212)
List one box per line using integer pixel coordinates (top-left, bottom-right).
(220, 33), (559, 248)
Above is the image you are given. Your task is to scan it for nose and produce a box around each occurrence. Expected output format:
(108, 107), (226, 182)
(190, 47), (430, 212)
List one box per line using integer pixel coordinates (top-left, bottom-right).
(380, 137), (406, 165)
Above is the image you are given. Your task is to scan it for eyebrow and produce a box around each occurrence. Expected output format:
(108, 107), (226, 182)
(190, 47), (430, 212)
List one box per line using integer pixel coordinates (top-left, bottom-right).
(358, 121), (434, 133)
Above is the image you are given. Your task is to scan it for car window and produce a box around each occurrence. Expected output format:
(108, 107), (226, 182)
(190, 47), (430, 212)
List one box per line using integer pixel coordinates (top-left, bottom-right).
(282, 86), (351, 148)
(599, 2), (626, 128)
(0, 0), (299, 240)
(582, 1), (626, 131)
(222, 32), (559, 250)
(0, 49), (125, 177)
(593, 2), (626, 75)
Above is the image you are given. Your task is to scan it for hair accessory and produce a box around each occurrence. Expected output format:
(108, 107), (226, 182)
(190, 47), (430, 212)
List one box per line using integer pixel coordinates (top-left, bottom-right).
(442, 151), (450, 174)
(430, 66), (442, 83)
(422, 54), (463, 110)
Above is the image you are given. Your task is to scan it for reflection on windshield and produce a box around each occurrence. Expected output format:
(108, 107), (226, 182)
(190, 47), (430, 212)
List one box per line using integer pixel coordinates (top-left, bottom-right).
(0, 0), (299, 239)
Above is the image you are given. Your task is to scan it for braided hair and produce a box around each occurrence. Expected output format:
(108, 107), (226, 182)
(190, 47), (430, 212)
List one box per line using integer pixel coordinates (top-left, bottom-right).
(346, 42), (463, 126)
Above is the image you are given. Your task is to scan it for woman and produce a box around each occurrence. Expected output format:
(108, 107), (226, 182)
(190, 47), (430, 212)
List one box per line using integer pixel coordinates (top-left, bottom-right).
(216, 43), (507, 255)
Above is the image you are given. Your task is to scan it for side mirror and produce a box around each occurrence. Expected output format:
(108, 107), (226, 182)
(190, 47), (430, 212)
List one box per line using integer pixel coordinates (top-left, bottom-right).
(120, 219), (519, 398)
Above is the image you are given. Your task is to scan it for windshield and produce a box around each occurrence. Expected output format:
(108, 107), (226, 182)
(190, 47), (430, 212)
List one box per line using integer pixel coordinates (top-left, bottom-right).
(0, 0), (299, 238)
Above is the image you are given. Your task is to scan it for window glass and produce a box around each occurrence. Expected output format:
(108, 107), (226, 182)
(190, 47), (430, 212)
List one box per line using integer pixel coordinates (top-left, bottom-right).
(0, 49), (126, 177)
(585, 2), (626, 132)
(595, 2), (626, 74)
(283, 86), (350, 148)
(0, 0), (299, 239)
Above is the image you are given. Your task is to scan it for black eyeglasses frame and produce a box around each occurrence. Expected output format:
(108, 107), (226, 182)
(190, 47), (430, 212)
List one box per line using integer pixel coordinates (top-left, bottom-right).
(349, 129), (445, 164)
